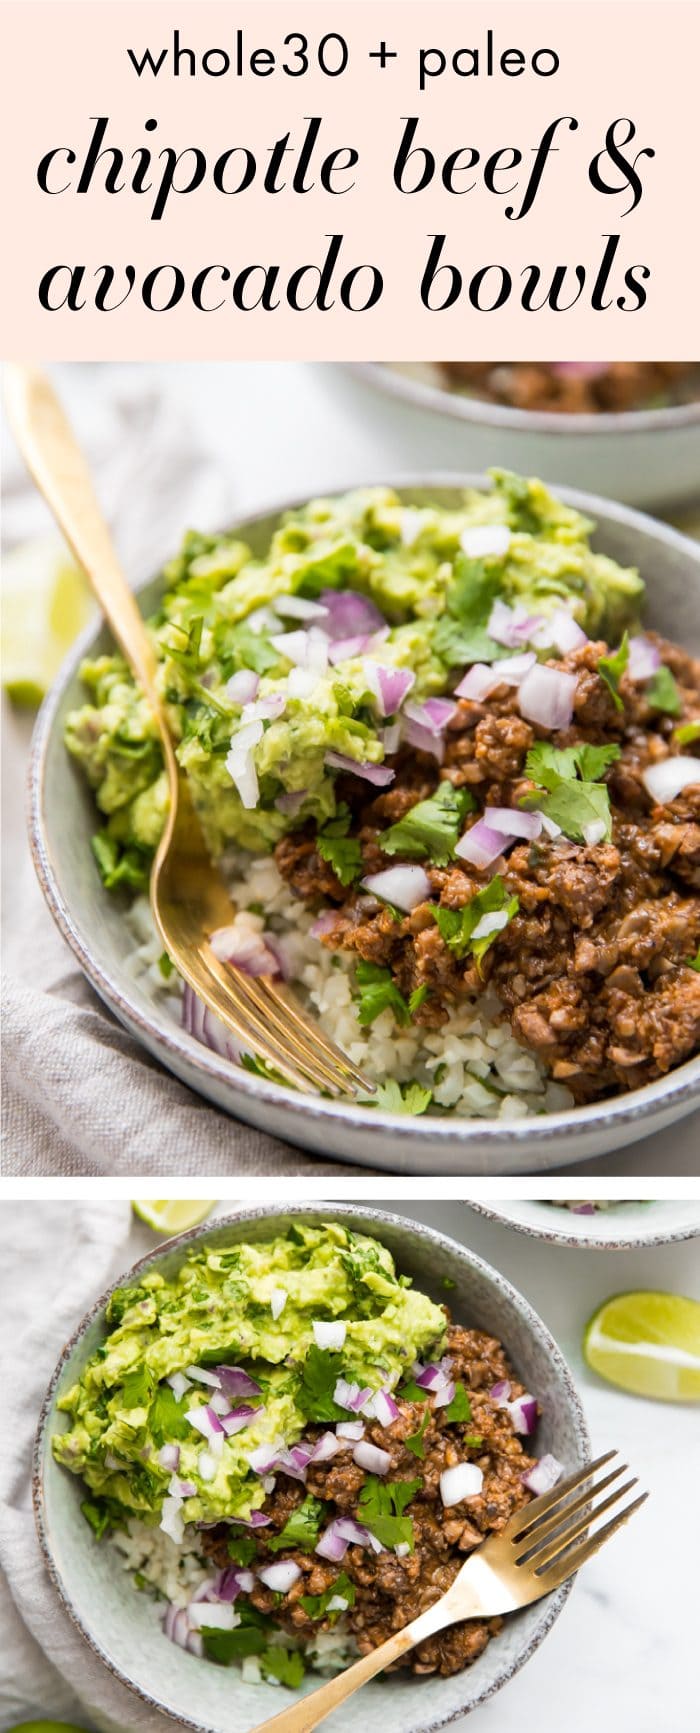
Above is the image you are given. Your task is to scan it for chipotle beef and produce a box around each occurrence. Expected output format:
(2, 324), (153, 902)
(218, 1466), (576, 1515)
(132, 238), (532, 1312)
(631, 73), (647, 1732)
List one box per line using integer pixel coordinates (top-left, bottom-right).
(275, 632), (700, 1103)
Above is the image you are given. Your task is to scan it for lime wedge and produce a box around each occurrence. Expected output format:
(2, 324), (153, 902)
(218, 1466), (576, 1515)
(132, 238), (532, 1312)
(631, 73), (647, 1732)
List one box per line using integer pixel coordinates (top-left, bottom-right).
(132, 1200), (216, 1234)
(584, 1290), (700, 1402)
(1, 536), (92, 704)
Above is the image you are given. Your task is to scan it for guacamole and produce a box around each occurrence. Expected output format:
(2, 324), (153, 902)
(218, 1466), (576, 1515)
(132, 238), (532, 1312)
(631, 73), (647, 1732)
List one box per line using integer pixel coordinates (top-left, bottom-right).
(53, 1224), (447, 1532)
(64, 471), (643, 890)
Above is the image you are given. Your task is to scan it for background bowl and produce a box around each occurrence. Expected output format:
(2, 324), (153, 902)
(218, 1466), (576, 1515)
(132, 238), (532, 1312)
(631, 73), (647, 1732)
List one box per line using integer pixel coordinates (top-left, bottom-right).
(35, 1203), (590, 1733)
(464, 1199), (700, 1251)
(348, 365), (700, 511)
(29, 474), (700, 1175)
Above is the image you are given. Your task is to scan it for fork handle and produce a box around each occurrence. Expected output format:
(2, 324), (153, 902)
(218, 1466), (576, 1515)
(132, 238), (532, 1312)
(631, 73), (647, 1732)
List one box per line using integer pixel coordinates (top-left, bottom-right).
(4, 364), (165, 720)
(254, 1590), (472, 1733)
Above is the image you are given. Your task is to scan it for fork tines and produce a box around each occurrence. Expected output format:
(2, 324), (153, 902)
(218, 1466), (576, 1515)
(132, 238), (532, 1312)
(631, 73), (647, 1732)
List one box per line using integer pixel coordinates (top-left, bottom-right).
(509, 1450), (648, 1590)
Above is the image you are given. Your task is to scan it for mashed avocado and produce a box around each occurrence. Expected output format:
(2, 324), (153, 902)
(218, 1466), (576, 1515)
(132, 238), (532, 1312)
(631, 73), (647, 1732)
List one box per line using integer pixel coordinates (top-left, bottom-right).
(64, 471), (643, 886)
(53, 1224), (447, 1531)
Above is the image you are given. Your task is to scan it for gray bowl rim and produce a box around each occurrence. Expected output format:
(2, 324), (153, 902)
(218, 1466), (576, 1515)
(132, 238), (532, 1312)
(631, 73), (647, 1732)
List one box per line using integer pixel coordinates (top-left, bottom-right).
(33, 1201), (590, 1733)
(28, 469), (700, 1156)
(351, 362), (700, 439)
(463, 1199), (700, 1252)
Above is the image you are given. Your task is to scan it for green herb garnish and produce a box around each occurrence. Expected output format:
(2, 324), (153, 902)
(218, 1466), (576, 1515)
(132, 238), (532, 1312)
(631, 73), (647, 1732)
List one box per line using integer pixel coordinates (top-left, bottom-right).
(267, 1495), (327, 1553)
(405, 1411), (431, 1458)
(299, 1571), (356, 1623)
(317, 804), (364, 887)
(673, 720), (700, 746)
(297, 1346), (347, 1423)
(597, 632), (629, 709)
(524, 740), (620, 845)
(358, 1476), (422, 1550)
(359, 1079), (433, 1116)
(380, 783), (475, 867)
(647, 666), (682, 716)
(433, 875), (519, 968)
(443, 1384), (472, 1425)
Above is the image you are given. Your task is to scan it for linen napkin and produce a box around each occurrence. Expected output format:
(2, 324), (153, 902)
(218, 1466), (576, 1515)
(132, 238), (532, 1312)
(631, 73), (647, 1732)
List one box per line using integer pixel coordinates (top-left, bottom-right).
(1, 368), (366, 1176)
(0, 1198), (187, 1732)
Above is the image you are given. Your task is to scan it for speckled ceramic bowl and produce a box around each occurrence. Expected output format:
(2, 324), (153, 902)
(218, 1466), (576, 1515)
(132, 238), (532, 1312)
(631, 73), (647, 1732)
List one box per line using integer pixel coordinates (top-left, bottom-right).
(35, 1205), (590, 1733)
(348, 366), (700, 511)
(29, 474), (700, 1174)
(464, 1198), (700, 1250)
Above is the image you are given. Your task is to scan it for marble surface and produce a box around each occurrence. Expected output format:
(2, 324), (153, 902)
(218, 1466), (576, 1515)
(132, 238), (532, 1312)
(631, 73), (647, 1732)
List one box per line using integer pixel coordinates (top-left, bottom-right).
(2, 359), (699, 1178)
(3, 1198), (696, 1733)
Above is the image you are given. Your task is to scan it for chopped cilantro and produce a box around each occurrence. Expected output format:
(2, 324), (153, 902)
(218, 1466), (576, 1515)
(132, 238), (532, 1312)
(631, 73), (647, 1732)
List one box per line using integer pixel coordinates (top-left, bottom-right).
(157, 951), (174, 979)
(91, 831), (150, 894)
(359, 1079), (433, 1115)
(433, 876), (519, 968)
(673, 720), (700, 746)
(397, 1376), (430, 1403)
(317, 803), (364, 886)
(121, 1364), (155, 1409)
(239, 1053), (286, 1084)
(443, 1385), (472, 1425)
(464, 1434), (484, 1448)
(299, 1571), (356, 1622)
(149, 1383), (190, 1445)
(433, 556), (506, 667)
(80, 1499), (113, 1541)
(354, 961), (410, 1028)
(260, 1646), (306, 1688)
(359, 1476), (422, 1550)
(524, 740), (618, 845)
(227, 1532), (257, 1567)
(408, 983), (430, 1016)
(647, 665), (682, 716)
(202, 1625), (267, 1664)
(216, 620), (281, 678)
(405, 1410), (430, 1458)
(267, 1495), (327, 1553)
(380, 783), (476, 867)
(687, 949), (700, 972)
(597, 632), (629, 709)
(297, 1346), (347, 1422)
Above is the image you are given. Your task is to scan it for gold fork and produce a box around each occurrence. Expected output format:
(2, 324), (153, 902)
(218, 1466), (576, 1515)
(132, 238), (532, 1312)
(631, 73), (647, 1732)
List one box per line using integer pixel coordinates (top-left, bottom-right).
(5, 365), (372, 1098)
(255, 1451), (647, 1732)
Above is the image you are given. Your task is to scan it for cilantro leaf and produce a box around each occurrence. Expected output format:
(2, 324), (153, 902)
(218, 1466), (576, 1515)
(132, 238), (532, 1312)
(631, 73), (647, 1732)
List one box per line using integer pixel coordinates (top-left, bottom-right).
(297, 1347), (347, 1422)
(598, 632), (629, 709)
(354, 961), (410, 1028)
(267, 1496), (327, 1553)
(405, 1411), (430, 1459)
(433, 556), (506, 667)
(535, 779), (613, 846)
(121, 1365), (155, 1409)
(408, 983), (430, 1016)
(149, 1384), (190, 1446)
(359, 1079), (433, 1115)
(158, 951), (175, 980)
(317, 804), (364, 887)
(299, 1571), (356, 1623)
(216, 620), (281, 677)
(525, 741), (620, 789)
(202, 1626), (266, 1664)
(443, 1385), (472, 1425)
(91, 831), (150, 894)
(260, 1647), (306, 1688)
(380, 783), (476, 867)
(674, 720), (700, 747)
(397, 1377), (430, 1402)
(687, 949), (700, 972)
(80, 1499), (114, 1541)
(359, 1475), (422, 1549)
(227, 1532), (257, 1567)
(647, 665), (682, 716)
(524, 741), (618, 845)
(433, 876), (519, 967)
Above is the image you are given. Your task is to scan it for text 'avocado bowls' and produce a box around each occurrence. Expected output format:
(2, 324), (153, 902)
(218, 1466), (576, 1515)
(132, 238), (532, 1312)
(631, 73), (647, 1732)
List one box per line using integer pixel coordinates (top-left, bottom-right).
(30, 473), (700, 1172)
(36, 1205), (589, 1732)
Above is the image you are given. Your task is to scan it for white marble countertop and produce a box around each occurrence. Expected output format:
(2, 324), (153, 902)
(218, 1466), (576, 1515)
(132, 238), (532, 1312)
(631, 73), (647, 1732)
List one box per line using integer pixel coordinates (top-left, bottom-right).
(2, 359), (698, 1177)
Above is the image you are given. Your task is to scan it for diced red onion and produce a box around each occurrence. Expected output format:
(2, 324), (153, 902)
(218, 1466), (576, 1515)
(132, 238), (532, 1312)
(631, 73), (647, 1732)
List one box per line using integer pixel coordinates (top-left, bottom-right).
(573, 1203), (597, 1216)
(455, 820), (508, 870)
(287, 666), (321, 699)
(158, 1444), (181, 1473)
(311, 1431), (342, 1463)
(518, 665), (577, 731)
(226, 718), (263, 809)
(208, 1391), (231, 1417)
(320, 589), (386, 641)
(186, 1406), (225, 1454)
(395, 1543), (411, 1559)
(363, 662), (415, 717)
(182, 983), (244, 1065)
(246, 1445), (281, 1475)
(167, 1371), (192, 1402)
(508, 1396), (539, 1437)
(336, 1420), (365, 1441)
(415, 1359), (453, 1391)
(440, 1463), (484, 1506)
(539, 813), (562, 839)
(522, 1454), (564, 1495)
(381, 721), (401, 755)
(226, 670), (259, 704)
(242, 693), (287, 725)
(325, 751), (394, 787)
(402, 715), (445, 761)
(361, 865), (431, 912)
(371, 1390), (400, 1428)
(405, 698), (456, 736)
(583, 820), (607, 846)
(214, 1366), (263, 1402)
(310, 910), (338, 939)
(221, 1404), (259, 1437)
(327, 634), (372, 664)
(160, 1497), (185, 1544)
(229, 1510), (271, 1529)
(258, 1560), (302, 1593)
(184, 1366), (221, 1389)
(209, 925), (281, 980)
(433, 1378), (456, 1410)
(532, 608), (588, 655)
(275, 789), (308, 817)
(214, 1566), (255, 1601)
(171, 1478), (197, 1499)
(189, 1602), (239, 1631)
(270, 628), (327, 672)
(197, 1449), (217, 1481)
(334, 1378), (373, 1413)
(642, 756), (700, 804)
(455, 663), (503, 703)
(270, 1287), (287, 1320)
(335, 1517), (384, 1555)
(461, 524), (512, 560)
(274, 594), (329, 622)
(628, 635), (662, 682)
(484, 805), (542, 841)
(551, 361), (608, 379)
(487, 599), (542, 648)
(104, 1452), (121, 1471)
(312, 1320), (347, 1351)
(353, 1441), (391, 1476)
(470, 910), (510, 943)
(163, 1601), (190, 1646)
(490, 1381), (512, 1403)
(316, 1517), (382, 1561)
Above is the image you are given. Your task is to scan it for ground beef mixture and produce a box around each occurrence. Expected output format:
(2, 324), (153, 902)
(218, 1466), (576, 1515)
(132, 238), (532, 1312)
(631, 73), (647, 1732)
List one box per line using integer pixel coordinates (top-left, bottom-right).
(275, 633), (700, 1103)
(202, 1323), (536, 1676)
(436, 362), (700, 415)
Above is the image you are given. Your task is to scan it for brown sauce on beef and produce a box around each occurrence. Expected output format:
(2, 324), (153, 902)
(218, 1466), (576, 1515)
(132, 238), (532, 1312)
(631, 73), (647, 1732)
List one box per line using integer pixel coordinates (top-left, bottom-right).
(437, 362), (700, 415)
